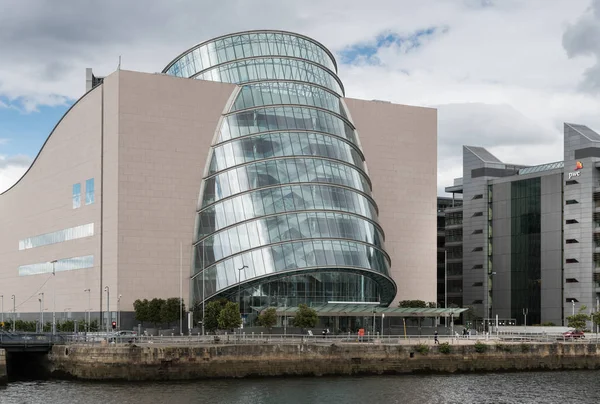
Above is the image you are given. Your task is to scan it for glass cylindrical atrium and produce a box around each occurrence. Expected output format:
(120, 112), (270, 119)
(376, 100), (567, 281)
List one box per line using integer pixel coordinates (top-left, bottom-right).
(163, 31), (397, 312)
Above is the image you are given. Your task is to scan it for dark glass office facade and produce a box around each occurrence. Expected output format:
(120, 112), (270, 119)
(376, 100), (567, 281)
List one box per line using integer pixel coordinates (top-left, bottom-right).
(510, 178), (541, 325)
(163, 31), (396, 312)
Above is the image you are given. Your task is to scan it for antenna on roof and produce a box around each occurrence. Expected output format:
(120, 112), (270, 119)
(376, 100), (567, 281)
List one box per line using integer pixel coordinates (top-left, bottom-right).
(118, 56), (122, 71)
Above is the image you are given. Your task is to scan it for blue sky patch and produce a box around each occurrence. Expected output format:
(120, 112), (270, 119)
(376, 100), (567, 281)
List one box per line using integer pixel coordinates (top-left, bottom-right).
(339, 26), (447, 65)
(0, 97), (72, 158)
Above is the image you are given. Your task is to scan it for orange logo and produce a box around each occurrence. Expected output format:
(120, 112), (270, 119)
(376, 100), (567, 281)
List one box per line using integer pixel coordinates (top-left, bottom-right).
(575, 161), (583, 170)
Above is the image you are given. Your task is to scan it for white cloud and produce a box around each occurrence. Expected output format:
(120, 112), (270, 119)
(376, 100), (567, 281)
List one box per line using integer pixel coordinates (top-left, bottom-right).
(0, 155), (32, 193)
(0, 0), (599, 194)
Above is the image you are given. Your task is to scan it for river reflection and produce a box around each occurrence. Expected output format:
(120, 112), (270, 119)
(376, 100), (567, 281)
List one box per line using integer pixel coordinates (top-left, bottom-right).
(1, 370), (598, 404)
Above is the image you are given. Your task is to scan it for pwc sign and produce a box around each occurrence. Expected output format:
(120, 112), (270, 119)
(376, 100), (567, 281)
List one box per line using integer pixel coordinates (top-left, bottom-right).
(568, 161), (583, 180)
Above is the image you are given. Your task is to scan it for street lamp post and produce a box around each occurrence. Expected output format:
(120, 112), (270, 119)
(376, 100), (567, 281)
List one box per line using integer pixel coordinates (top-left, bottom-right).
(237, 265), (248, 332)
(523, 308), (528, 329)
(117, 294), (122, 331)
(51, 259), (57, 335)
(84, 288), (91, 332)
(372, 308), (376, 335)
(104, 286), (110, 336)
(487, 271), (496, 332)
(38, 293), (44, 332)
(444, 249), (447, 328)
(11, 295), (15, 332)
(201, 252), (205, 336)
(381, 313), (385, 337)
(572, 300), (575, 316)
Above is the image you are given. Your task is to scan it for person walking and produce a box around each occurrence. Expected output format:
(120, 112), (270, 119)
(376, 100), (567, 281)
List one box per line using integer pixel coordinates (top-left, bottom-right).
(434, 330), (439, 344)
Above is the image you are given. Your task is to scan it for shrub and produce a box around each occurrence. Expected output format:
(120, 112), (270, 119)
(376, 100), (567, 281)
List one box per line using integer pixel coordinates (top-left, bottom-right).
(495, 343), (512, 352)
(415, 344), (429, 354)
(438, 342), (451, 354)
(474, 341), (488, 353)
(520, 343), (530, 353)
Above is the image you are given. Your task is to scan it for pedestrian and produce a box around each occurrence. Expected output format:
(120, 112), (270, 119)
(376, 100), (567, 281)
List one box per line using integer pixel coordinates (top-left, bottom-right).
(322, 329), (326, 339)
(434, 330), (439, 344)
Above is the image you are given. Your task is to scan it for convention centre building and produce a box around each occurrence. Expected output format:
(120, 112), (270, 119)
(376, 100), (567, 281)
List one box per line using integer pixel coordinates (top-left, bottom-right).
(0, 30), (437, 329)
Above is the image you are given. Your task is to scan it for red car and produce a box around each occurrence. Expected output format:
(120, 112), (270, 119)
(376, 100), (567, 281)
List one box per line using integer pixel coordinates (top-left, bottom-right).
(562, 330), (585, 339)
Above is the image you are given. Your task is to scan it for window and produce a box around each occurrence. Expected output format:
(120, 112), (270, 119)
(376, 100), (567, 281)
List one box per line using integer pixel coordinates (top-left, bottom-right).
(472, 282), (483, 287)
(472, 229), (483, 234)
(566, 219), (579, 224)
(566, 180), (579, 185)
(19, 223), (94, 250)
(472, 264), (483, 269)
(72, 183), (81, 209)
(566, 200), (579, 205)
(85, 178), (95, 205)
(566, 278), (579, 283)
(19, 255), (94, 276)
(473, 212), (483, 217)
(566, 298), (579, 303)
(566, 239), (579, 244)
(472, 194), (483, 200)
(472, 300), (483, 304)
(566, 258), (579, 263)
(472, 247), (483, 252)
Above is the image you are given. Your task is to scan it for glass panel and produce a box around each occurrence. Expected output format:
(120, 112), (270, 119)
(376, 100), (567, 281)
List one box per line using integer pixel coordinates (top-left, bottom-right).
(19, 255), (94, 277)
(205, 158), (370, 206)
(194, 58), (342, 96)
(72, 183), (81, 209)
(166, 33), (337, 78)
(208, 132), (364, 175)
(196, 211), (385, 267)
(85, 178), (95, 205)
(196, 184), (378, 240)
(19, 223), (95, 251)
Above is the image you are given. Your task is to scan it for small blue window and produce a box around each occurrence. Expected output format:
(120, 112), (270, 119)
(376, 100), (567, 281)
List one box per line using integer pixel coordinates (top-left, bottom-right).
(72, 183), (81, 209)
(85, 178), (95, 205)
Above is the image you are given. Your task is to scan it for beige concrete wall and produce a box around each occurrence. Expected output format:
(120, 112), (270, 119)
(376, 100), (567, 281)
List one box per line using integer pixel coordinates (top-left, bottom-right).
(100, 72), (121, 316)
(114, 71), (236, 311)
(343, 98), (437, 304)
(0, 86), (103, 316)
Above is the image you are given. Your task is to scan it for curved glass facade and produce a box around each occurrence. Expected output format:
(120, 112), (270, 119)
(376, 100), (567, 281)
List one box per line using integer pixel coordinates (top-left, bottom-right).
(209, 132), (364, 175)
(197, 184), (379, 238)
(164, 30), (396, 310)
(231, 82), (346, 117)
(218, 106), (356, 144)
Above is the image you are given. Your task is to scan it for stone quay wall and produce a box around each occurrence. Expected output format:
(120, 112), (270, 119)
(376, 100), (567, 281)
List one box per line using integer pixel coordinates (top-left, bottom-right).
(49, 342), (600, 381)
(0, 349), (6, 385)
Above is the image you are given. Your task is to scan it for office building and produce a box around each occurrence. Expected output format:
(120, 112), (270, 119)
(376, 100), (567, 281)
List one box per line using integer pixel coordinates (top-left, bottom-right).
(444, 123), (600, 327)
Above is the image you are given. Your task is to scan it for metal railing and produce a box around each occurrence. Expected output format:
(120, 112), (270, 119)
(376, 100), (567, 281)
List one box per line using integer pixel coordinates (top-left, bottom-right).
(59, 331), (600, 346)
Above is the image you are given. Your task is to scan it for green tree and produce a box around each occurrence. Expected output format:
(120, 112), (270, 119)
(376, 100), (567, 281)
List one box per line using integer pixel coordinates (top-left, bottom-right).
(291, 304), (318, 329)
(218, 302), (242, 331)
(204, 299), (228, 332)
(257, 307), (277, 332)
(567, 305), (590, 330)
(160, 297), (186, 327)
(133, 299), (150, 326)
(148, 298), (166, 327)
(398, 300), (428, 308)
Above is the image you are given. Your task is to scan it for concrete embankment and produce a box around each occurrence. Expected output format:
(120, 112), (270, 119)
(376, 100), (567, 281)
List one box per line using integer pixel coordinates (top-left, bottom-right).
(0, 349), (6, 385)
(48, 341), (600, 381)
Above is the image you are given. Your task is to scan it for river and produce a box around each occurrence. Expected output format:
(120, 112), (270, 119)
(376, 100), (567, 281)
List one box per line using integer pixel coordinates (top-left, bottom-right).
(1, 370), (597, 404)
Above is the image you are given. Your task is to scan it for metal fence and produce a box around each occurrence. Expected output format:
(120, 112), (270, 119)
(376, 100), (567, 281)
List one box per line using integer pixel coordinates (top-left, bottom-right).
(60, 331), (600, 346)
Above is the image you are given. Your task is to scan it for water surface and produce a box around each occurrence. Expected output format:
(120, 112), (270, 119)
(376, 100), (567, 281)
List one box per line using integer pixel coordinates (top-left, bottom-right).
(1, 371), (596, 404)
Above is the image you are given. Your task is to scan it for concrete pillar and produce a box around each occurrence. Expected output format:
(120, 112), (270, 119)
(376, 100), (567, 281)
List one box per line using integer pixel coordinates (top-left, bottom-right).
(0, 349), (6, 386)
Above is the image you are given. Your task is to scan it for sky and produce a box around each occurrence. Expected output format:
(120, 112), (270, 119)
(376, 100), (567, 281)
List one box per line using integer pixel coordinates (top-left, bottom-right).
(0, 0), (599, 195)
